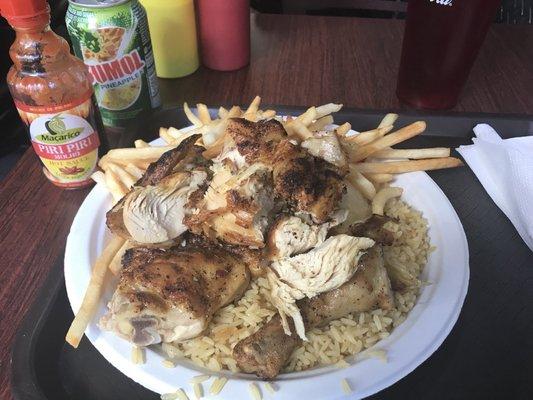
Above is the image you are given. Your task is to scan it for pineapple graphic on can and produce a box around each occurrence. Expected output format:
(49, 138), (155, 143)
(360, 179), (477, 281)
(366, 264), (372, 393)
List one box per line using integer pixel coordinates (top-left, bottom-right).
(66, 0), (161, 131)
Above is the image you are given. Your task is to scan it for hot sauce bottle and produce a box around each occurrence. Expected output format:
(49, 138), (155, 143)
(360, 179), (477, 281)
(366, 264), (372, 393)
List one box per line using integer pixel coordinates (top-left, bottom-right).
(1, 0), (107, 188)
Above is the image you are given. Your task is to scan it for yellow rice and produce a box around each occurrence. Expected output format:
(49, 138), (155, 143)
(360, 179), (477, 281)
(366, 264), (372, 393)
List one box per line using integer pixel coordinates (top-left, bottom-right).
(164, 199), (430, 373)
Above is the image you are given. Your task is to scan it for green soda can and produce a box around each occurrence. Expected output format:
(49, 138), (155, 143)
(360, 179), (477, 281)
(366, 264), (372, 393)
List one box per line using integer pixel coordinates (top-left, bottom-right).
(66, 0), (161, 134)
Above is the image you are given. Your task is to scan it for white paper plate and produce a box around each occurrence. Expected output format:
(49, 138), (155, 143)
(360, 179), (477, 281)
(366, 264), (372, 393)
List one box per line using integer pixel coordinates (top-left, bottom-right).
(65, 135), (469, 400)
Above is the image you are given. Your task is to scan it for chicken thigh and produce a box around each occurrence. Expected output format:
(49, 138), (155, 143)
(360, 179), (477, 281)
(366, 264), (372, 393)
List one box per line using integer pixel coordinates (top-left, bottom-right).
(100, 243), (250, 346)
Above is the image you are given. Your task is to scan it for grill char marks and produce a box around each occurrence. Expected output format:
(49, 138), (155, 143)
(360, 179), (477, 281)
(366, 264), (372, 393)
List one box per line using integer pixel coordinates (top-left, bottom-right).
(225, 118), (287, 164)
(100, 240), (250, 345)
(272, 140), (346, 223)
(106, 134), (204, 239)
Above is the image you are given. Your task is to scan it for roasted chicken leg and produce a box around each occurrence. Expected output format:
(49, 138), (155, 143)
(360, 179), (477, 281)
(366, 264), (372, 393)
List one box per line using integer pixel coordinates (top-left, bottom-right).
(233, 245), (393, 378)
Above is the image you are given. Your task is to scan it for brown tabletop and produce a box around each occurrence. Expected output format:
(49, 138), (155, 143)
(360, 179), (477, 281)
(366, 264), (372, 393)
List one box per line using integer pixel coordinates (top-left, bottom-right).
(0, 13), (532, 400)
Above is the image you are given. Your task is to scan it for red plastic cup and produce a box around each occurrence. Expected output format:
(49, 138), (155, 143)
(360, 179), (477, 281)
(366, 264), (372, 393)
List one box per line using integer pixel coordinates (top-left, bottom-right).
(197, 0), (250, 71)
(396, 0), (502, 110)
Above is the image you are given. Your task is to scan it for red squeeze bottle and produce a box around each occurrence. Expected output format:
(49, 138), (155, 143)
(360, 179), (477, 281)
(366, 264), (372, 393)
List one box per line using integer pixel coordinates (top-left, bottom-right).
(197, 0), (250, 71)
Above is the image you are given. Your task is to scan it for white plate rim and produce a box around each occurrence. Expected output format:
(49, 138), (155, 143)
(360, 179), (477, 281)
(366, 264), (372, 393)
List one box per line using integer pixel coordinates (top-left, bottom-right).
(64, 133), (469, 400)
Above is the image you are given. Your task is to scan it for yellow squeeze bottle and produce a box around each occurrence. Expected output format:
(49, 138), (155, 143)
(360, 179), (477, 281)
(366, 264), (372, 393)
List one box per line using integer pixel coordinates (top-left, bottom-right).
(140, 0), (199, 78)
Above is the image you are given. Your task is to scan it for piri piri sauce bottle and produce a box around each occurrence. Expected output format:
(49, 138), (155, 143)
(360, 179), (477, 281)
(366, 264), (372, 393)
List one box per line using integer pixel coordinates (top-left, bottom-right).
(1, 0), (107, 188)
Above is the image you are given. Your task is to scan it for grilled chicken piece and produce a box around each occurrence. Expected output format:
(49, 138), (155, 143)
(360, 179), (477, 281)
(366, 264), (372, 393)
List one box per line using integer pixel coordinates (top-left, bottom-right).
(266, 210), (347, 260)
(100, 244), (250, 346)
(106, 135), (206, 240)
(301, 132), (347, 169)
(233, 246), (394, 378)
(122, 170), (206, 243)
(272, 140), (346, 223)
(222, 118), (287, 166)
(350, 214), (396, 246)
(185, 164), (273, 247)
(268, 234), (375, 339)
(182, 232), (269, 278)
(267, 215), (329, 260)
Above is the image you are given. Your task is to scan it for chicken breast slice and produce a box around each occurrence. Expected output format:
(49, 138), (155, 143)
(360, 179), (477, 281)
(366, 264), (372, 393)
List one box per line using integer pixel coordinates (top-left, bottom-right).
(266, 210), (347, 260)
(122, 170), (207, 244)
(268, 234), (375, 339)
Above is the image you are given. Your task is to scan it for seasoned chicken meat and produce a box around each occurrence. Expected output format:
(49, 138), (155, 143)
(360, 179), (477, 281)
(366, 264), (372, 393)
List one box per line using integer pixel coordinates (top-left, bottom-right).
(106, 135), (207, 241)
(266, 210), (347, 260)
(272, 140), (346, 223)
(349, 214), (397, 246)
(233, 245), (394, 378)
(100, 243), (250, 346)
(268, 234), (375, 339)
(122, 170), (206, 243)
(301, 131), (347, 169)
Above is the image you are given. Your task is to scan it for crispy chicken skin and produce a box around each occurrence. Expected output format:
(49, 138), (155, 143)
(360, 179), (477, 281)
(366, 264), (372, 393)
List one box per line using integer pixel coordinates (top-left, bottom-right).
(272, 140), (346, 223)
(100, 243), (250, 346)
(224, 118), (287, 165)
(106, 134), (205, 239)
(349, 214), (396, 246)
(233, 245), (394, 378)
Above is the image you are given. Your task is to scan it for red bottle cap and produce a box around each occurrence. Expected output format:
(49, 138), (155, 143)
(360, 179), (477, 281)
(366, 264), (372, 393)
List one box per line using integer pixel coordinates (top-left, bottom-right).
(0, 0), (50, 28)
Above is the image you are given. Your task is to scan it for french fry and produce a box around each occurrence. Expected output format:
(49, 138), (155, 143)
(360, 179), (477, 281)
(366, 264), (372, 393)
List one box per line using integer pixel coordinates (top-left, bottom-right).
(66, 235), (126, 348)
(309, 115), (334, 132)
(135, 160), (152, 170)
(296, 107), (317, 126)
(124, 163), (144, 180)
(344, 126), (393, 146)
(183, 102), (202, 126)
(91, 170), (106, 186)
(106, 146), (175, 163)
(315, 103), (343, 119)
(159, 127), (176, 145)
(372, 187), (403, 215)
(105, 168), (128, 202)
(378, 113), (398, 128)
(335, 122), (352, 137)
(351, 157), (463, 174)
(134, 139), (150, 148)
(289, 120), (314, 141)
(168, 127), (198, 146)
(364, 173), (394, 184)
(227, 105), (242, 119)
(244, 95), (261, 116)
(202, 134), (226, 159)
(109, 240), (133, 275)
(108, 163), (136, 189)
(218, 106), (228, 118)
(372, 147), (451, 160)
(346, 166), (376, 200)
(98, 155), (112, 171)
(261, 109), (276, 119)
(349, 121), (426, 162)
(197, 103), (212, 125)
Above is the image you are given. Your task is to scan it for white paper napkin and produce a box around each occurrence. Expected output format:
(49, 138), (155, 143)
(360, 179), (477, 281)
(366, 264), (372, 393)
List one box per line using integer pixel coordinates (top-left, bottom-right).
(456, 124), (533, 251)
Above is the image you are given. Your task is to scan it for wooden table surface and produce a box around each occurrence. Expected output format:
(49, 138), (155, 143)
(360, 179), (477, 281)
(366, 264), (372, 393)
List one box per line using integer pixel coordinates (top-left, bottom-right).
(1, 13), (532, 400)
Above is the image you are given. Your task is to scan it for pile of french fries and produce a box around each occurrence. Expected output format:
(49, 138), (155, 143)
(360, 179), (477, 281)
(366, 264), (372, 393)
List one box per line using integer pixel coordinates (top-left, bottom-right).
(66, 96), (462, 349)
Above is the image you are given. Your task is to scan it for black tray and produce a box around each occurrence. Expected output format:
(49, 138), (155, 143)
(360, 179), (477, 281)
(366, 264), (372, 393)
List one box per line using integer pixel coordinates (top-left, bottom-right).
(12, 107), (533, 400)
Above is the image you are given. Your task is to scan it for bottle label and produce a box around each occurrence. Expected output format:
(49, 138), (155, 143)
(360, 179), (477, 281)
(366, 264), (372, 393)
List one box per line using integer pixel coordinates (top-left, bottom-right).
(429, 0), (453, 6)
(14, 92), (101, 188)
(65, 0), (161, 129)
